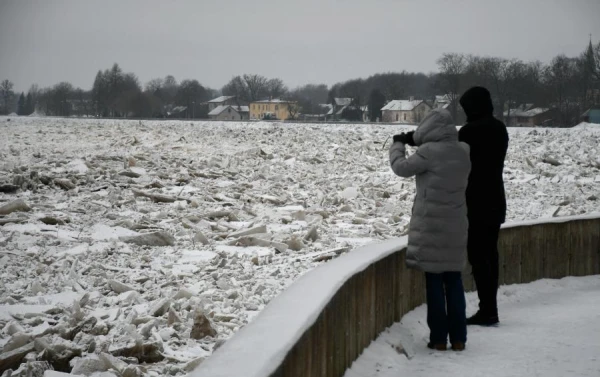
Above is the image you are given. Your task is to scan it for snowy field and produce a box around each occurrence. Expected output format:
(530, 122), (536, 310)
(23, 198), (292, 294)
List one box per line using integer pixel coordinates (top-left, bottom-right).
(346, 275), (600, 377)
(0, 117), (599, 376)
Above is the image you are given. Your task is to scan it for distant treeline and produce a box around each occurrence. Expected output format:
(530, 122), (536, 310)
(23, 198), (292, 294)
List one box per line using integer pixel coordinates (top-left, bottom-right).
(1, 39), (599, 126)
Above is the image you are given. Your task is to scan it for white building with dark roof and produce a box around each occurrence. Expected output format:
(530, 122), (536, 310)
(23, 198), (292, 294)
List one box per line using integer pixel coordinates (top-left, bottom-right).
(503, 106), (556, 127)
(381, 99), (432, 123)
(208, 105), (249, 121)
(207, 96), (238, 112)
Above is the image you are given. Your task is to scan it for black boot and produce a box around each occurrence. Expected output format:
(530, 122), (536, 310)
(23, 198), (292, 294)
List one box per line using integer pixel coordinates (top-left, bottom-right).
(427, 342), (447, 351)
(466, 311), (499, 326)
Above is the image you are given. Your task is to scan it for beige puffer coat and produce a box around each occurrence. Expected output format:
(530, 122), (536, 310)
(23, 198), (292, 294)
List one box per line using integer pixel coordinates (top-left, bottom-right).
(389, 108), (471, 272)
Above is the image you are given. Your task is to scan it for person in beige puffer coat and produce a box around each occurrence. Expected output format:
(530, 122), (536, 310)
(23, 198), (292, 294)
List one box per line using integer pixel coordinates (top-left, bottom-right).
(389, 108), (471, 351)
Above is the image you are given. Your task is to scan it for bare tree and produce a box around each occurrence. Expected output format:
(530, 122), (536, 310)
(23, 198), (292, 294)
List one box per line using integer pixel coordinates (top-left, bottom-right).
(266, 78), (287, 99)
(499, 60), (528, 120)
(522, 61), (546, 105)
(243, 74), (269, 101)
(222, 76), (250, 102)
(544, 55), (579, 126)
(1, 79), (15, 114)
(593, 42), (600, 106)
(27, 84), (39, 114)
(145, 78), (164, 93)
(294, 84), (328, 103)
(595, 42), (600, 81)
(164, 75), (177, 87)
(368, 88), (386, 121)
(92, 70), (109, 116)
(436, 53), (467, 120)
(339, 79), (364, 104)
(162, 75), (179, 105)
(73, 88), (91, 117)
(28, 84), (39, 97)
(287, 102), (299, 119)
(175, 79), (207, 118)
(287, 84), (329, 116)
(41, 82), (75, 116)
(477, 57), (527, 118)
(107, 64), (124, 115)
(479, 57), (508, 116)
(222, 74), (276, 102)
(113, 73), (141, 117)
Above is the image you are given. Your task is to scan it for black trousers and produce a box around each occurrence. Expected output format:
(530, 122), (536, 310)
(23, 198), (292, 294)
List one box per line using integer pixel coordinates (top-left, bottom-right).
(425, 272), (467, 344)
(467, 219), (501, 317)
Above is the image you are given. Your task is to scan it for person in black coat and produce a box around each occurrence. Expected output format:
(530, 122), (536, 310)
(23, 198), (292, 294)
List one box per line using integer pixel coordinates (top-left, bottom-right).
(458, 86), (509, 326)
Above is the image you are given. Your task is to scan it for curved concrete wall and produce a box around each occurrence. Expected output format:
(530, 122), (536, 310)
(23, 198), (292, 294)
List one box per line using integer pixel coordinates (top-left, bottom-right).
(192, 214), (600, 377)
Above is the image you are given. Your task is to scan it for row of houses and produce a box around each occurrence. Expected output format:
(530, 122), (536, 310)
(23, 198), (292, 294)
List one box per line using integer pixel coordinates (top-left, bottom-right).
(312, 95), (450, 123)
(502, 104), (556, 127)
(205, 94), (594, 127)
(207, 96), (297, 121)
(379, 97), (561, 127)
(206, 95), (434, 123)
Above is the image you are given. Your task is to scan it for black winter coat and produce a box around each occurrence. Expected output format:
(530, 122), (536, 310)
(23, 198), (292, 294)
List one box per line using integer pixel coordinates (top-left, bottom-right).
(458, 87), (509, 224)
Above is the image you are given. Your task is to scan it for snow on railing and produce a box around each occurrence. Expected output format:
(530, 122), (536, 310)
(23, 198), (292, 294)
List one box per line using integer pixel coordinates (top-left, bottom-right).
(191, 213), (600, 377)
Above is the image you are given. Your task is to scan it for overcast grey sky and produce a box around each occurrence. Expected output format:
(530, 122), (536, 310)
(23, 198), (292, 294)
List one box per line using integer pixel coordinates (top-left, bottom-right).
(1, 0), (599, 93)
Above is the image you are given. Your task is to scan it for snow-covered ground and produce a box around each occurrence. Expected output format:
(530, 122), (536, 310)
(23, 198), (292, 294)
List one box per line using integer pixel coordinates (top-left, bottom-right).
(0, 116), (599, 376)
(345, 275), (600, 377)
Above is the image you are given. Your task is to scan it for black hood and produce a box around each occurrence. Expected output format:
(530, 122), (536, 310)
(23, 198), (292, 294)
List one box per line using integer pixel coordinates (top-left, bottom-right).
(460, 86), (494, 122)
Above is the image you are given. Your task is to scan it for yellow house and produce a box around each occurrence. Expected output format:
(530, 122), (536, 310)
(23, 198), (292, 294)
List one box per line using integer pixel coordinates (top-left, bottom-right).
(249, 99), (298, 120)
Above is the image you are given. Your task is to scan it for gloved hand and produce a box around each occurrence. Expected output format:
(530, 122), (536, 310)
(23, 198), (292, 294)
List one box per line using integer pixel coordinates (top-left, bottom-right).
(392, 133), (406, 144)
(392, 131), (415, 146)
(404, 131), (416, 146)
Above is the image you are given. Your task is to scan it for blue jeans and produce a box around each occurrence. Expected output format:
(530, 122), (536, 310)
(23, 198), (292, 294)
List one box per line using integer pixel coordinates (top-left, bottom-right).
(425, 272), (467, 344)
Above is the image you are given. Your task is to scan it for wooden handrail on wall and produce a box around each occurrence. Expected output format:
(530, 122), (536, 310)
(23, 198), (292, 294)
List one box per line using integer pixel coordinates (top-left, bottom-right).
(191, 214), (600, 377)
